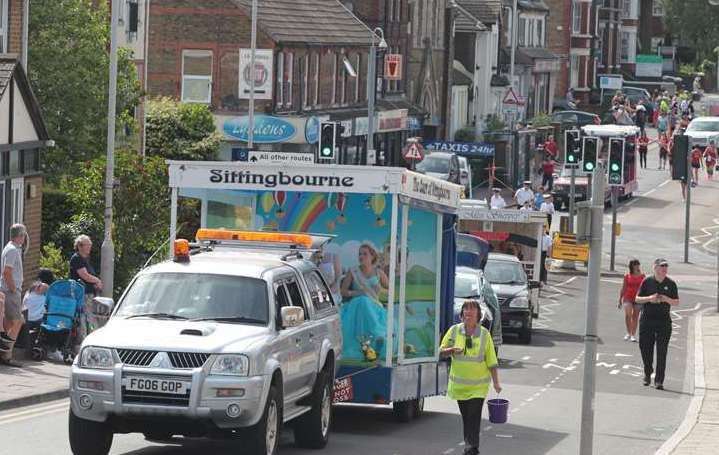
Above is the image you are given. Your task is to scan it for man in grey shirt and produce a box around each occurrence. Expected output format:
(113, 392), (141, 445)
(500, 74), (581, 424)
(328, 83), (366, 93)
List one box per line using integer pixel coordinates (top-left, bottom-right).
(1, 224), (26, 365)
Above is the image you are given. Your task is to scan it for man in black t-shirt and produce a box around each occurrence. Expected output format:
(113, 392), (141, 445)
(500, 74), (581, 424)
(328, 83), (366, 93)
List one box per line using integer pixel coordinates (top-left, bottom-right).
(635, 258), (680, 390)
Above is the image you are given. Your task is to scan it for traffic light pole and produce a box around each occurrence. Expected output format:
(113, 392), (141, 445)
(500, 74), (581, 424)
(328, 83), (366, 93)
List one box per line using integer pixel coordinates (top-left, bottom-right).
(580, 163), (605, 455)
(366, 43), (377, 165)
(684, 146), (692, 263)
(610, 187), (618, 272)
(569, 166), (576, 233)
(247, 0), (258, 149)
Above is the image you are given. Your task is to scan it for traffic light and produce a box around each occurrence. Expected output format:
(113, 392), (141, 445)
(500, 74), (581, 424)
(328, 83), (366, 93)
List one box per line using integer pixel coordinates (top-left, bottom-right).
(607, 138), (625, 185)
(671, 134), (689, 181)
(319, 122), (336, 160)
(565, 130), (582, 165)
(582, 136), (599, 173)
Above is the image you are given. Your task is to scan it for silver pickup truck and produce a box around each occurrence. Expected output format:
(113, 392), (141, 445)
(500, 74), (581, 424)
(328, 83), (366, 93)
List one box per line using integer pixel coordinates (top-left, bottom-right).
(69, 233), (342, 455)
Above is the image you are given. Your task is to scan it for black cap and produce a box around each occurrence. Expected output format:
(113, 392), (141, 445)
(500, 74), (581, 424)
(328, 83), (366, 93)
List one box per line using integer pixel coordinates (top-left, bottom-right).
(654, 258), (669, 266)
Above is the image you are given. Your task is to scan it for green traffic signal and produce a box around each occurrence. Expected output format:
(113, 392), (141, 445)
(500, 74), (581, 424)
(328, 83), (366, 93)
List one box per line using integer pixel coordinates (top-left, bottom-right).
(584, 162), (594, 171)
(568, 155), (576, 162)
(611, 163), (620, 171)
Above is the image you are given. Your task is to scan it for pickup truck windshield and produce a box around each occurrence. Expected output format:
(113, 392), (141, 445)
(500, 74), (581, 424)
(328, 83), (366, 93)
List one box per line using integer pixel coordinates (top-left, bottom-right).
(484, 260), (527, 285)
(416, 155), (450, 173)
(688, 121), (719, 132)
(115, 273), (269, 324)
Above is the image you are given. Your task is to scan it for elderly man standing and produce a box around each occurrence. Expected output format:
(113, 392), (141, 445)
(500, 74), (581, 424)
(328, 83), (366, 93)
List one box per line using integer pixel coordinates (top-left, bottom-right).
(0, 224), (27, 366)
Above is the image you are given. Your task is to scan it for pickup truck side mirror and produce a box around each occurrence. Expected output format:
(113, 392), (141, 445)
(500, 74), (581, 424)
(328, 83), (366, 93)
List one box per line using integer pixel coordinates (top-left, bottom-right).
(281, 306), (305, 328)
(529, 280), (541, 290)
(91, 296), (115, 316)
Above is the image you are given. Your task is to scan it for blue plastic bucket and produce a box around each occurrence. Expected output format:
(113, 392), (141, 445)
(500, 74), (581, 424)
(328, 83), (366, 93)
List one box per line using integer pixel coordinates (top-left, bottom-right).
(487, 398), (509, 424)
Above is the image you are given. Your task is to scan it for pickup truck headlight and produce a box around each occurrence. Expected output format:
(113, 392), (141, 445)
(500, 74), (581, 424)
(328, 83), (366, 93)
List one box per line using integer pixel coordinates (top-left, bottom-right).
(211, 355), (250, 376)
(509, 297), (529, 309)
(79, 347), (114, 370)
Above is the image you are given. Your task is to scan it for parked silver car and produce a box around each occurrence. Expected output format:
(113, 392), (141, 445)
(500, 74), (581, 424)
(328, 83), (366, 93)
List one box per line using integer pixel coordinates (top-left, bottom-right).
(69, 233), (342, 455)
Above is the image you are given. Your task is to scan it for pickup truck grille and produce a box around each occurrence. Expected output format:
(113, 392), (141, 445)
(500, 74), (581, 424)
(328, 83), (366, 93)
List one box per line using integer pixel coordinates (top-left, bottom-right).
(117, 349), (210, 369)
(117, 349), (157, 366)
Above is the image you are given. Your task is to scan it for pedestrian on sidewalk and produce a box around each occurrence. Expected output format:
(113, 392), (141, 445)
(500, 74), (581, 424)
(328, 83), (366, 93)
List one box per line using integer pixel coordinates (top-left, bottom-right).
(514, 181), (534, 209)
(690, 144), (702, 187)
(18, 268), (55, 349)
(0, 224), (27, 366)
(659, 133), (669, 170)
(541, 156), (555, 191)
(657, 113), (668, 138)
(544, 135), (558, 159)
(540, 194), (555, 229)
(634, 258), (680, 390)
(540, 229), (552, 285)
(489, 187), (507, 209)
(0, 293), (12, 353)
(440, 300), (501, 455)
(618, 259), (645, 342)
(69, 235), (103, 345)
(638, 133), (649, 169)
(704, 140), (717, 181)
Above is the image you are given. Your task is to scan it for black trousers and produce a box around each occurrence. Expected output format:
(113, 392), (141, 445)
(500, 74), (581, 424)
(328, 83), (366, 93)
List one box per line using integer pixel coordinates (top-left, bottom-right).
(542, 173), (553, 190)
(540, 251), (548, 283)
(640, 150), (647, 168)
(639, 317), (672, 384)
(457, 398), (485, 453)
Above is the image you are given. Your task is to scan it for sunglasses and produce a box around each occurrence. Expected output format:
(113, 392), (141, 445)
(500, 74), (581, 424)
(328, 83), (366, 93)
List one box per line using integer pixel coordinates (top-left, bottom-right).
(658, 264), (669, 268)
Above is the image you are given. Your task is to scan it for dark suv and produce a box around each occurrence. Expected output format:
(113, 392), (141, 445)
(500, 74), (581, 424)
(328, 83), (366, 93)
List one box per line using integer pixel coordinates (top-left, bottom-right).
(484, 253), (539, 344)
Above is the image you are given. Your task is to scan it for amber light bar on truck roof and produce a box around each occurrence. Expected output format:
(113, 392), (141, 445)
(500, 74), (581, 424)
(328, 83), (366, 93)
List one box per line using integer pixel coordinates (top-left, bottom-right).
(195, 229), (314, 249)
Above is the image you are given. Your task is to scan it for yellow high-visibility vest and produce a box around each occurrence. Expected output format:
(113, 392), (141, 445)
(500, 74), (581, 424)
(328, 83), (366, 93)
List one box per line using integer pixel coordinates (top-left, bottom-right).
(441, 323), (498, 400)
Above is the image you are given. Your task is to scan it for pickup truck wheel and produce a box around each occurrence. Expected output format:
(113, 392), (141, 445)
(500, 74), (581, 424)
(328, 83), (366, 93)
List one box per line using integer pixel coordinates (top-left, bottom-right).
(294, 371), (332, 449)
(247, 386), (281, 455)
(393, 400), (414, 423)
(69, 408), (113, 455)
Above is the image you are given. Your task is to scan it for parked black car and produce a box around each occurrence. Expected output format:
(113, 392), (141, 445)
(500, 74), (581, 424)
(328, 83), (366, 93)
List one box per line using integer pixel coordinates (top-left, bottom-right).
(484, 253), (540, 344)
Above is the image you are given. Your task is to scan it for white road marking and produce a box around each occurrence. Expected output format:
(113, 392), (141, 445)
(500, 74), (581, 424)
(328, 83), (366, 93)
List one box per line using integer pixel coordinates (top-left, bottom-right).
(554, 276), (577, 287)
(0, 400), (68, 426)
(521, 356), (531, 361)
(496, 434), (513, 438)
(644, 188), (657, 196)
(658, 179), (671, 188)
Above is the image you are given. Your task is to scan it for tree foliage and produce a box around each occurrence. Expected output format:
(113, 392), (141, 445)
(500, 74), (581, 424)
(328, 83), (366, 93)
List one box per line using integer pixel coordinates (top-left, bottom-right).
(664, 0), (719, 63)
(28, 0), (141, 179)
(145, 97), (222, 160)
(61, 150), (170, 296)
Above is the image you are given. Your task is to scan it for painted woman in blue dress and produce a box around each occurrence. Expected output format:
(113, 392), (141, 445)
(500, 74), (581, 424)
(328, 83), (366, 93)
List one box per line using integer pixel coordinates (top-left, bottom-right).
(339, 244), (394, 361)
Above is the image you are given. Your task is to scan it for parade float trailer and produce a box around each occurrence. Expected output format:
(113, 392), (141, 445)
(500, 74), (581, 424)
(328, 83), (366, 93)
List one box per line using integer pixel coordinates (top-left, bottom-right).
(457, 201), (546, 319)
(167, 161), (463, 421)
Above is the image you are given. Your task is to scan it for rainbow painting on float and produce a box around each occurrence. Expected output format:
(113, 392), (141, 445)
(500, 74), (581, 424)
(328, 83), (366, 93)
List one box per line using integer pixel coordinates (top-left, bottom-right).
(283, 193), (328, 232)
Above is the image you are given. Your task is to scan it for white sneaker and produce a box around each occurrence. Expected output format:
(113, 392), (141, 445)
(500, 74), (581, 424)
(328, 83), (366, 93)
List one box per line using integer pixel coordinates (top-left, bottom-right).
(631, 336), (637, 342)
(624, 334), (631, 341)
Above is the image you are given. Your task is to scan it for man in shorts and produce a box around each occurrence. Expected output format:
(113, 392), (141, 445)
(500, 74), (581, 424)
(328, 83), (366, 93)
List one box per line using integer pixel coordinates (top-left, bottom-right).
(690, 144), (702, 186)
(0, 224), (27, 366)
(704, 140), (717, 181)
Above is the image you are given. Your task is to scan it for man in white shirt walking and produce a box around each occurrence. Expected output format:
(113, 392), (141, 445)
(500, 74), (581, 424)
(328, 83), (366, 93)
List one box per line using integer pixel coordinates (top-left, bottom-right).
(489, 188), (506, 209)
(541, 229), (553, 284)
(540, 194), (556, 229)
(514, 181), (534, 209)
(1, 224), (26, 366)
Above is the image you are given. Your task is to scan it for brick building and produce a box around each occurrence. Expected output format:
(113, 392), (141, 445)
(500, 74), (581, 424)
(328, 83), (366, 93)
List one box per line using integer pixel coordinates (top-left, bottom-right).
(620, 0), (671, 76)
(0, 0), (50, 286)
(597, 0), (622, 77)
(142, 0), (418, 166)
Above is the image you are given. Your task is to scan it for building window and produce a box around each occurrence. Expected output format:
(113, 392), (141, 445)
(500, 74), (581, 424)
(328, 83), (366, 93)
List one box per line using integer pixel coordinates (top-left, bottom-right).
(570, 55), (580, 88)
(0, 0), (8, 53)
(572, 1), (582, 34)
(313, 53), (320, 106)
(355, 54), (362, 102)
(181, 50), (213, 104)
(276, 55), (284, 108)
(518, 18), (526, 46)
(283, 52), (294, 107)
(341, 55), (348, 105)
(302, 55), (309, 108)
(536, 19), (544, 46)
(620, 30), (636, 63)
(331, 52), (338, 105)
(652, 0), (664, 16)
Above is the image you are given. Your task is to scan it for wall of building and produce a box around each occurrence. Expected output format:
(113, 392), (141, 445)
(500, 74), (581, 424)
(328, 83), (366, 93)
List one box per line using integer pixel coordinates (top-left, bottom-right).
(546, 0), (570, 100)
(22, 175), (42, 287)
(6, 0), (22, 54)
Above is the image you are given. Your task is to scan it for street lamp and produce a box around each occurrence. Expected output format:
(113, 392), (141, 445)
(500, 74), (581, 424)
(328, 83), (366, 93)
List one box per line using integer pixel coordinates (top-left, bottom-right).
(366, 27), (387, 165)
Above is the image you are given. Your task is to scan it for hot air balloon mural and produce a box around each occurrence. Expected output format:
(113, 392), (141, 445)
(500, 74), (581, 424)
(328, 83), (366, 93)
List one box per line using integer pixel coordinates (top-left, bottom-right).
(260, 192), (275, 215)
(335, 193), (348, 224)
(274, 191), (287, 219)
(369, 194), (387, 227)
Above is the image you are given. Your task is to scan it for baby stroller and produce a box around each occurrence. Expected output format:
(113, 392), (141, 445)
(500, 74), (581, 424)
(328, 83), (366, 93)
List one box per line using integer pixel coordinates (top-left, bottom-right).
(30, 280), (85, 364)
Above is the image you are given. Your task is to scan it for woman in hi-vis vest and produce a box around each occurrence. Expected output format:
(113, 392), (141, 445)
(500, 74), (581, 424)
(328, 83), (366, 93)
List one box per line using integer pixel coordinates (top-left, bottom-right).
(440, 299), (502, 455)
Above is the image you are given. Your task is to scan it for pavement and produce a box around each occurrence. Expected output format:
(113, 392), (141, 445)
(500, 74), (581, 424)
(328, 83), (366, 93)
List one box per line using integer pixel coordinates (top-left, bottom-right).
(0, 353), (69, 411)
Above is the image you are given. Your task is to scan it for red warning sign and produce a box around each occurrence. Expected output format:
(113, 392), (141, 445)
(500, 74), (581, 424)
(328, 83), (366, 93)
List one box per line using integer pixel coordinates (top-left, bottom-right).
(384, 54), (402, 81)
(403, 142), (424, 161)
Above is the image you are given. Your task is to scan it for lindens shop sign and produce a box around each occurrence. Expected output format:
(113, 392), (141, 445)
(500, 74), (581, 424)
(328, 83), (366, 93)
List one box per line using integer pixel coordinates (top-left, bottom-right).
(222, 115), (322, 144)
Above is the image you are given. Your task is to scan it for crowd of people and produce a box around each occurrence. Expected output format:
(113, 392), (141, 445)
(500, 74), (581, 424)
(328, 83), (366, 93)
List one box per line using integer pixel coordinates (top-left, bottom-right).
(0, 227), (103, 367)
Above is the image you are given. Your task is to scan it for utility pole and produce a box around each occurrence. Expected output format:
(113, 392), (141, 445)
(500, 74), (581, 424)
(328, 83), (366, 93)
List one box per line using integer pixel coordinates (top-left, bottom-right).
(684, 144), (691, 263)
(580, 163), (605, 455)
(510, 0), (518, 85)
(247, 0), (258, 149)
(21, 0), (29, 69)
(366, 43), (377, 165)
(100, 0), (120, 298)
(569, 167), (576, 232)
(610, 187), (618, 271)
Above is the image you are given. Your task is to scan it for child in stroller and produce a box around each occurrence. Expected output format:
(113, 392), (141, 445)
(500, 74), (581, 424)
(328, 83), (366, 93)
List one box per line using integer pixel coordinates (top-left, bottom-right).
(31, 280), (85, 364)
